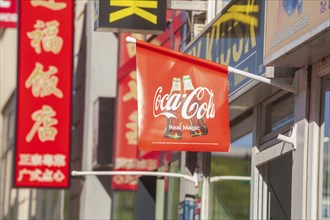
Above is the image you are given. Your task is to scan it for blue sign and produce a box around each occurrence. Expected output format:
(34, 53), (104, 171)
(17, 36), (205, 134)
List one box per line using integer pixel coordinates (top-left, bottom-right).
(184, 0), (266, 94)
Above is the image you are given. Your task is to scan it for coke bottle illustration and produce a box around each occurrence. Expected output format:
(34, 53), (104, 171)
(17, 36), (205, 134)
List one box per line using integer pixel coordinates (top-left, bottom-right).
(164, 77), (183, 139)
(182, 75), (208, 137)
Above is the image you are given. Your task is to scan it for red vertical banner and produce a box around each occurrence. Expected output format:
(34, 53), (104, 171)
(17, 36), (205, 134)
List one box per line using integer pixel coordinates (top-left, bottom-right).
(118, 33), (144, 68)
(113, 58), (159, 190)
(113, 33), (162, 190)
(15, 0), (73, 188)
(113, 20), (186, 189)
(113, 33), (141, 190)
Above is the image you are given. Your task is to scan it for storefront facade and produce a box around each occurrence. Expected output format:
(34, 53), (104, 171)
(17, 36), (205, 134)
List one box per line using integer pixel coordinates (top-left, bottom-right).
(180, 0), (329, 219)
(1, 1), (329, 219)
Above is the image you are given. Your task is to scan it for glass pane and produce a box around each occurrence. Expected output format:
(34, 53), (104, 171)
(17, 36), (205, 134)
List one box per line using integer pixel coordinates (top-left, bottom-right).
(320, 74), (330, 219)
(112, 191), (136, 219)
(210, 132), (252, 219)
(266, 94), (294, 133)
(165, 160), (180, 219)
(155, 166), (165, 220)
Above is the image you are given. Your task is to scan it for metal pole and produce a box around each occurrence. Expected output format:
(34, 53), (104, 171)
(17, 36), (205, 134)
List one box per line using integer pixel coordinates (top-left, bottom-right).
(201, 152), (211, 220)
(71, 170), (199, 186)
(210, 175), (251, 183)
(167, 0), (207, 11)
(207, 0), (216, 23)
(126, 37), (296, 95)
(228, 66), (297, 94)
(126, 36), (136, 44)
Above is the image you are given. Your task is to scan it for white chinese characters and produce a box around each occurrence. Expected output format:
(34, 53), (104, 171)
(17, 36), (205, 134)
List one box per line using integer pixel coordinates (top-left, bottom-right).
(17, 153), (66, 183)
(19, 153), (66, 167)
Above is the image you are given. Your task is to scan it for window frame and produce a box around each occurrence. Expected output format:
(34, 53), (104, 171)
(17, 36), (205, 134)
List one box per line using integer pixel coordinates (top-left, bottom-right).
(1, 92), (16, 219)
(318, 73), (330, 219)
(259, 91), (295, 149)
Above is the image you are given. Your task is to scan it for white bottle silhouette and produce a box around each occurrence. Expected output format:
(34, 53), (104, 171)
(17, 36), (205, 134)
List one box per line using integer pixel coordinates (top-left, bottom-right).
(182, 75), (208, 137)
(163, 77), (182, 139)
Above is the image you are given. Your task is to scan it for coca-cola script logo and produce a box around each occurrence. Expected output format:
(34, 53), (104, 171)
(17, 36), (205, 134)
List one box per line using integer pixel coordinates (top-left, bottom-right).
(153, 86), (215, 120)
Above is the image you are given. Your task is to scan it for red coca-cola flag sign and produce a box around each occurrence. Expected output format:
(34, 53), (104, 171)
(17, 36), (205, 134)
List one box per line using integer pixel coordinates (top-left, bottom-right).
(15, 0), (73, 188)
(135, 40), (230, 152)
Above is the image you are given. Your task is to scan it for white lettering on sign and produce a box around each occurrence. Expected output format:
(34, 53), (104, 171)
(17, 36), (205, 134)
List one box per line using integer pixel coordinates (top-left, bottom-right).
(115, 158), (158, 170)
(113, 175), (137, 186)
(18, 153), (66, 167)
(0, 0), (11, 8)
(17, 168), (65, 182)
(0, 13), (17, 22)
(153, 87), (215, 120)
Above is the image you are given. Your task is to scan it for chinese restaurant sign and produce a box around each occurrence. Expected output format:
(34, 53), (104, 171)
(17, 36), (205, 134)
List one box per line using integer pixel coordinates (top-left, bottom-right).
(0, 0), (17, 28)
(94, 0), (166, 33)
(185, 0), (265, 95)
(15, 0), (73, 188)
(136, 40), (230, 152)
(113, 55), (159, 190)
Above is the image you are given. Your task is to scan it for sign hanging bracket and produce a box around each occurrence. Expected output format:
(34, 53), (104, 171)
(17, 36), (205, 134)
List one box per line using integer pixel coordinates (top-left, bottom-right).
(126, 36), (297, 95)
(72, 170), (200, 187)
(167, 0), (207, 11)
(228, 66), (297, 94)
(210, 175), (251, 183)
(126, 37), (297, 94)
(277, 125), (297, 150)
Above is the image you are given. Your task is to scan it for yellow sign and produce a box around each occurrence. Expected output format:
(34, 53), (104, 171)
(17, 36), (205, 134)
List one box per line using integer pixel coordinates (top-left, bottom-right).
(95, 0), (166, 33)
(184, 0), (265, 94)
(109, 0), (158, 24)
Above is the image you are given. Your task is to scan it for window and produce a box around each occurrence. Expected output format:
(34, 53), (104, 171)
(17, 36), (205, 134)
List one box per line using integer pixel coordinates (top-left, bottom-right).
(320, 74), (330, 219)
(210, 114), (253, 219)
(112, 191), (136, 219)
(1, 93), (66, 220)
(266, 94), (294, 132)
(261, 92), (294, 146)
(165, 160), (181, 219)
(1, 93), (16, 220)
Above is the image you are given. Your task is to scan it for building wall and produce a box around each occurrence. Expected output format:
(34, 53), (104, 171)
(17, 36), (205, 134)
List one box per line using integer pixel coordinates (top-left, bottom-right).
(181, 1), (329, 219)
(0, 27), (17, 153)
(1, 0), (328, 219)
(0, 25), (23, 220)
(78, 2), (118, 219)
(68, 1), (87, 218)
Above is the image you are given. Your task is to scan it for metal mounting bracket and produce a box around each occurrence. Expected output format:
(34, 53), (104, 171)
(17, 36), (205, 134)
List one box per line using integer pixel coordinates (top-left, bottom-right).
(210, 175), (251, 183)
(71, 170), (200, 187)
(167, 0), (207, 11)
(228, 66), (297, 94)
(277, 125), (296, 150)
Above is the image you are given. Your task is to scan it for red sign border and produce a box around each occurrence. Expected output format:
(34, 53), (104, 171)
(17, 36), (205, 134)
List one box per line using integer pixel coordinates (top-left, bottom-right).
(14, 0), (74, 189)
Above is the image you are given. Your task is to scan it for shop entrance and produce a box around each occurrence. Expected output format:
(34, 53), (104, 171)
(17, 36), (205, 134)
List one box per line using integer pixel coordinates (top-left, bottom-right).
(258, 152), (292, 219)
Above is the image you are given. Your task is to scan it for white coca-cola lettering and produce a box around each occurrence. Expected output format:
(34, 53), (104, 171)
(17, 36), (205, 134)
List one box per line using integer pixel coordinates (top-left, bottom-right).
(153, 86), (215, 120)
(181, 87), (215, 119)
(153, 87), (182, 119)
